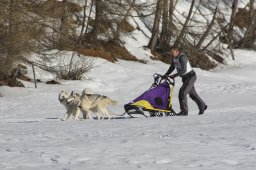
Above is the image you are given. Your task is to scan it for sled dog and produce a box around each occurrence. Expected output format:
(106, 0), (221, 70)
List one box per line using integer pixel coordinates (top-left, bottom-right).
(67, 91), (118, 120)
(82, 88), (93, 95)
(58, 91), (81, 121)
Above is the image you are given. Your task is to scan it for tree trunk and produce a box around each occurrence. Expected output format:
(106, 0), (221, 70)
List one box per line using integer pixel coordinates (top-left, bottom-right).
(240, 11), (256, 49)
(202, 24), (229, 51)
(4, 0), (19, 75)
(90, 0), (104, 41)
(58, 0), (69, 50)
(174, 0), (196, 47)
(249, 0), (255, 21)
(197, 6), (218, 48)
(168, 0), (175, 39)
(217, 19), (235, 60)
(113, 0), (136, 42)
(159, 0), (169, 50)
(148, 0), (163, 51)
(159, 0), (175, 51)
(78, 0), (88, 46)
(228, 0), (238, 44)
(85, 0), (94, 35)
(240, 0), (256, 49)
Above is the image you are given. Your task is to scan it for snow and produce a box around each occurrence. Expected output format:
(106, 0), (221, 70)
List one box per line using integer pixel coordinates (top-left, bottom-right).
(1, 49), (256, 170)
(1, 0), (256, 169)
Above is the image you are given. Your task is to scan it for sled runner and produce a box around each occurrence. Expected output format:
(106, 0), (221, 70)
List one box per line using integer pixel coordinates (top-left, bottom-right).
(124, 73), (176, 118)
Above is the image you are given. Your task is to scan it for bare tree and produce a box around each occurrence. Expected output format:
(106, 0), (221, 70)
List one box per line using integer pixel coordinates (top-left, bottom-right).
(4, 0), (20, 75)
(0, 0), (46, 83)
(3, 0), (42, 74)
(202, 23), (229, 51)
(78, 0), (88, 46)
(240, 0), (256, 49)
(90, 0), (104, 41)
(249, 0), (255, 21)
(113, 0), (136, 42)
(216, 17), (235, 60)
(159, 0), (175, 51)
(148, 0), (163, 51)
(58, 0), (70, 50)
(173, 0), (195, 46)
(228, 0), (238, 44)
(197, 6), (218, 48)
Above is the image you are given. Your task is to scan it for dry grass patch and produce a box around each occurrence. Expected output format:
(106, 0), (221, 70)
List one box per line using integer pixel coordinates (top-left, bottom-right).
(28, 0), (82, 19)
(75, 42), (146, 63)
(119, 20), (135, 33)
(234, 8), (250, 29)
(0, 78), (24, 87)
(75, 47), (116, 62)
(151, 51), (170, 63)
(187, 48), (217, 70)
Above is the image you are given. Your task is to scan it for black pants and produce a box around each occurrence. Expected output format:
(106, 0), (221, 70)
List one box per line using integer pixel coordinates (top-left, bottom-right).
(179, 71), (205, 114)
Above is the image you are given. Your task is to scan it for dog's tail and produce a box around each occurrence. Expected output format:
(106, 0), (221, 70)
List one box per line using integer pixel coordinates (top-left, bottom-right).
(105, 97), (118, 105)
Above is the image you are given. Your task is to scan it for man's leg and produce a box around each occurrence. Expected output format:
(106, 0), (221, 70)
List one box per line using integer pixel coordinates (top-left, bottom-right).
(189, 86), (205, 109)
(188, 78), (207, 114)
(178, 76), (196, 115)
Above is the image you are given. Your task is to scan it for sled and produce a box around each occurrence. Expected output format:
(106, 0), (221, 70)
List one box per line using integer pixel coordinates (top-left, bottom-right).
(124, 73), (176, 118)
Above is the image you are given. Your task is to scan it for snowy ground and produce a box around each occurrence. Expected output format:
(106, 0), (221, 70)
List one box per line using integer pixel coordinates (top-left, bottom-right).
(1, 49), (256, 170)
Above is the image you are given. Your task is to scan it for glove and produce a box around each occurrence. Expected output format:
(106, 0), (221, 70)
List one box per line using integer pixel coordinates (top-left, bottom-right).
(169, 74), (176, 79)
(162, 74), (169, 78)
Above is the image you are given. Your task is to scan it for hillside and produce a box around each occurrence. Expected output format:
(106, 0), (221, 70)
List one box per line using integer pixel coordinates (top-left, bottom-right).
(1, 0), (255, 82)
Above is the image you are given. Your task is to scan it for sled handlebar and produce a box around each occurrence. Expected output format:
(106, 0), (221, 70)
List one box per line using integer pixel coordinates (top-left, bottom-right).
(153, 73), (175, 86)
(167, 76), (175, 83)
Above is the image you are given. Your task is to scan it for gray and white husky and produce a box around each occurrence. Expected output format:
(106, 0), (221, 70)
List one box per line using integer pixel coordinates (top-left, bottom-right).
(67, 91), (118, 120)
(58, 90), (81, 121)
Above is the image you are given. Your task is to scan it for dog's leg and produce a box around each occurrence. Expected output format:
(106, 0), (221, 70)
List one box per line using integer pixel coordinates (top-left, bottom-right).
(99, 111), (105, 120)
(87, 111), (94, 120)
(61, 112), (70, 121)
(82, 111), (87, 119)
(97, 112), (102, 120)
(94, 110), (101, 120)
(99, 107), (110, 120)
(61, 113), (68, 121)
(73, 108), (80, 120)
(103, 112), (110, 120)
(104, 110), (111, 120)
(100, 107), (107, 120)
(82, 110), (89, 120)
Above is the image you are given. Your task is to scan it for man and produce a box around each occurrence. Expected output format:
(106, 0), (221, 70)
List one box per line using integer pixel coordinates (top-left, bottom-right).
(164, 46), (207, 116)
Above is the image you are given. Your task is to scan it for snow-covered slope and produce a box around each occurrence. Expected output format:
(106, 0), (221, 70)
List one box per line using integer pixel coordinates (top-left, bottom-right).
(1, 49), (256, 170)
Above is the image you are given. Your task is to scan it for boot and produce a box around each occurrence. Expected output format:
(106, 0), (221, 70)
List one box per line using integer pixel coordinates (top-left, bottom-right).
(175, 112), (188, 116)
(199, 105), (207, 115)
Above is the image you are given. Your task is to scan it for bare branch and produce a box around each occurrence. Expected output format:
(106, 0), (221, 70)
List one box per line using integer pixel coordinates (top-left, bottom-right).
(174, 0), (196, 46)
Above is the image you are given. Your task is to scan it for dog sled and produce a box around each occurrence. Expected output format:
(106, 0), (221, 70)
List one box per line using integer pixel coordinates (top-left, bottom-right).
(124, 73), (176, 118)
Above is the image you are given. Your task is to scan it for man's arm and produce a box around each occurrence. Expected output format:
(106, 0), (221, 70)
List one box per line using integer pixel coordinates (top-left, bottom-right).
(164, 61), (175, 75)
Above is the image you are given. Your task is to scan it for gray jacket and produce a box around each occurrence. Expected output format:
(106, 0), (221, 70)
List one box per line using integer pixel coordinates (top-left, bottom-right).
(165, 52), (193, 77)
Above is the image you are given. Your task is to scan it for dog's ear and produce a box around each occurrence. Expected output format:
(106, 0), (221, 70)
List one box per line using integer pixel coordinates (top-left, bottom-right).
(71, 91), (74, 95)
